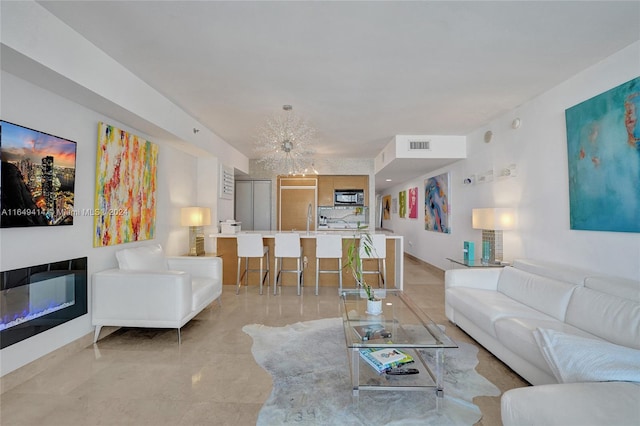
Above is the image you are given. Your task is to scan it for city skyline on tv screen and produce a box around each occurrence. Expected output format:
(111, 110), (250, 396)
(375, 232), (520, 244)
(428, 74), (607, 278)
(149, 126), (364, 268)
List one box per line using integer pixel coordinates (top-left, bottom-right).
(1, 120), (77, 227)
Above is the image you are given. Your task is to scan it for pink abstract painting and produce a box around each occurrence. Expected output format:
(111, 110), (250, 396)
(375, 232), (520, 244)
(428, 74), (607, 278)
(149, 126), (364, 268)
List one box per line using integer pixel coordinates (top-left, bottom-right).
(408, 187), (418, 219)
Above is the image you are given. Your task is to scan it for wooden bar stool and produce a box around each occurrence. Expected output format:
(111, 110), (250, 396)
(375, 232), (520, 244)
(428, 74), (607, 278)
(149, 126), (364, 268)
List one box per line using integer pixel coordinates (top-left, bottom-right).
(236, 233), (270, 295)
(274, 233), (304, 295)
(315, 234), (343, 295)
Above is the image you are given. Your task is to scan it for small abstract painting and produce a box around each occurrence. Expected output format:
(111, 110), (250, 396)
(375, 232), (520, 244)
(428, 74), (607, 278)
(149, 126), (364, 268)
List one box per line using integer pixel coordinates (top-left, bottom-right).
(392, 198), (398, 214)
(398, 190), (406, 218)
(565, 77), (640, 233)
(408, 187), (418, 219)
(424, 172), (450, 233)
(382, 194), (391, 220)
(94, 122), (158, 246)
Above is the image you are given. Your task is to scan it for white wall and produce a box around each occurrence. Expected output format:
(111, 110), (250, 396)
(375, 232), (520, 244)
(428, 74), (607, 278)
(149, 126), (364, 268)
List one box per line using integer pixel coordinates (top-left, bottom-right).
(0, 72), (199, 375)
(380, 42), (640, 280)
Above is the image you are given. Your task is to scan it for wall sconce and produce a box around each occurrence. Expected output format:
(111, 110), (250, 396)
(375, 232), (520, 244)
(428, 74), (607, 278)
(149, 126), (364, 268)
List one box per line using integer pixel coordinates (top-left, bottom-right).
(181, 207), (211, 256)
(472, 208), (515, 264)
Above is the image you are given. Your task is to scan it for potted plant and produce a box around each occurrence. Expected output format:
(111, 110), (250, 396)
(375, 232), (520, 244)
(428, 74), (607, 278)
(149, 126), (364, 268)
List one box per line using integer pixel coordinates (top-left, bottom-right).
(344, 229), (383, 315)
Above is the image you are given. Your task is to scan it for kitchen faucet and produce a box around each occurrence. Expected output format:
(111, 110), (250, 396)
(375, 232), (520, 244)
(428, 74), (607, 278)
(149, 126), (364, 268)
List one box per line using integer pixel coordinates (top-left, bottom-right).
(306, 202), (312, 235)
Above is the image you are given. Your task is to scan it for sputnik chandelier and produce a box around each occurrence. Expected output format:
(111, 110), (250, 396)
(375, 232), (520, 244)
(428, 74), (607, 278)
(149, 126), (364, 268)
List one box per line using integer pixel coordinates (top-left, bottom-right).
(255, 105), (316, 175)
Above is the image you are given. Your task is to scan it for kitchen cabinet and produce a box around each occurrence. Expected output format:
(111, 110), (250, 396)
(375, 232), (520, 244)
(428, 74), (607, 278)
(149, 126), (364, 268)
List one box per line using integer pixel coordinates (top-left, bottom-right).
(333, 175), (366, 190)
(235, 180), (272, 231)
(317, 176), (334, 206)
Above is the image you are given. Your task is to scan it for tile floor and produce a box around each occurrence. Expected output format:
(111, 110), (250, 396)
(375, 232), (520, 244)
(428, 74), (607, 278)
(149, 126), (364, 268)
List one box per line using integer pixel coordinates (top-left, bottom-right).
(0, 256), (528, 425)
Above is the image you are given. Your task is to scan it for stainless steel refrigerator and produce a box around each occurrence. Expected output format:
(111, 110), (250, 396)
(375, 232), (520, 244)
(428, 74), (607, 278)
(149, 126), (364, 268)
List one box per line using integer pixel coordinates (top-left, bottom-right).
(235, 180), (272, 231)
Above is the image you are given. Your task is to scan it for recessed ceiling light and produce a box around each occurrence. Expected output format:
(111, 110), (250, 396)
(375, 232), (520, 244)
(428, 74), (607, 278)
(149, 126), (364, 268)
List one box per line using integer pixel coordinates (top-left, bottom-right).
(385, 179), (392, 182)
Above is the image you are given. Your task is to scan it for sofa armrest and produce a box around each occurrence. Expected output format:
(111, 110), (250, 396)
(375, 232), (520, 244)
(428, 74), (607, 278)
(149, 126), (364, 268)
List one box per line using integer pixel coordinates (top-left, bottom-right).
(445, 268), (502, 291)
(92, 269), (192, 324)
(167, 256), (222, 280)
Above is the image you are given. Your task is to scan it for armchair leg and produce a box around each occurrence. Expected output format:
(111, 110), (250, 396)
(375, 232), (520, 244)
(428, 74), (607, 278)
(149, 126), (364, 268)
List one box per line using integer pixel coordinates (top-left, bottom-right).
(94, 326), (102, 343)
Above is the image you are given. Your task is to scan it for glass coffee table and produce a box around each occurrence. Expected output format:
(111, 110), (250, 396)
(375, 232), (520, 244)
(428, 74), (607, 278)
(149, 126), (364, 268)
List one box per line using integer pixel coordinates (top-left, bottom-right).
(340, 289), (457, 397)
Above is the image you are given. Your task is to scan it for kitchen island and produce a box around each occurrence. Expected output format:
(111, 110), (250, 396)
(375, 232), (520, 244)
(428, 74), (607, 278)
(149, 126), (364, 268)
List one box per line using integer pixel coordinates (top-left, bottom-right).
(211, 231), (403, 291)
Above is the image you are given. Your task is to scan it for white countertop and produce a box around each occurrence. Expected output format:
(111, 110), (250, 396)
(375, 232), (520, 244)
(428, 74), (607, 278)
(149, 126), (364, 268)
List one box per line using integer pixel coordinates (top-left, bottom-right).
(210, 230), (399, 239)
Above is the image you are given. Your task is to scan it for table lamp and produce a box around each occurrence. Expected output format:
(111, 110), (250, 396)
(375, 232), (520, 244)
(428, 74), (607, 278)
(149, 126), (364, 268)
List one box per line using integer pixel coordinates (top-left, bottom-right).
(181, 207), (211, 256)
(472, 208), (515, 264)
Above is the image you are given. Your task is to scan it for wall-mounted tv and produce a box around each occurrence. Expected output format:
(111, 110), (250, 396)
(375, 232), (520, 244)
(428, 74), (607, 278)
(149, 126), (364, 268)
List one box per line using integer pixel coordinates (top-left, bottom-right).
(1, 120), (77, 228)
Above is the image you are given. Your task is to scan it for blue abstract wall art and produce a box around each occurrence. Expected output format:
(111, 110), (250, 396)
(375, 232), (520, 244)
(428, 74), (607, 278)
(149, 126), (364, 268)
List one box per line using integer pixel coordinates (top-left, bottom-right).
(565, 77), (640, 233)
(424, 172), (450, 233)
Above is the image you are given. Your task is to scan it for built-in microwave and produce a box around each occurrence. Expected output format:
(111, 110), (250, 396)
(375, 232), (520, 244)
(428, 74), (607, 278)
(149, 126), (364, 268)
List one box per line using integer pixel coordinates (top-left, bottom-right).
(334, 189), (365, 206)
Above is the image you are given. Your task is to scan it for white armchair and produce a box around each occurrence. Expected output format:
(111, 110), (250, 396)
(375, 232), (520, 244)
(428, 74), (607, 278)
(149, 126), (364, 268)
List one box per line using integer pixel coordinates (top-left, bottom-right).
(92, 244), (222, 343)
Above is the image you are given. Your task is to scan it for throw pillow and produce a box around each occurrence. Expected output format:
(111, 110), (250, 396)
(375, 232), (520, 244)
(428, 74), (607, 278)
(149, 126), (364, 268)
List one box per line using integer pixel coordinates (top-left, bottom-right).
(115, 244), (168, 271)
(533, 328), (640, 384)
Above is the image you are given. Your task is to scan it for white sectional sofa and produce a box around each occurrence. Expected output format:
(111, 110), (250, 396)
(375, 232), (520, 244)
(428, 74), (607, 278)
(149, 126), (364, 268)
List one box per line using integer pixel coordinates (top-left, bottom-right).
(445, 259), (640, 426)
(93, 244), (223, 343)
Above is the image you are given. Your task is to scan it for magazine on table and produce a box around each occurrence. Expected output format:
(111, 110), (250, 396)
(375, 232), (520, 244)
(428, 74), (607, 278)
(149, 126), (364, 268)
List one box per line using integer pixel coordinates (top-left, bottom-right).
(359, 348), (414, 374)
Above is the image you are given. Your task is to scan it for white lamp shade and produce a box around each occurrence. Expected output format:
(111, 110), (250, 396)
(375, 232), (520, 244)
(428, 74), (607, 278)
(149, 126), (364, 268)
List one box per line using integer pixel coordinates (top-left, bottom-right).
(472, 208), (515, 230)
(181, 207), (211, 227)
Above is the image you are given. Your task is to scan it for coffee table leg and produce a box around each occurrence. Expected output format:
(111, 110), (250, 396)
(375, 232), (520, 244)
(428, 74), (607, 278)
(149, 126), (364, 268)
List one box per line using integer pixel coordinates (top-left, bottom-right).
(435, 347), (444, 397)
(352, 347), (359, 397)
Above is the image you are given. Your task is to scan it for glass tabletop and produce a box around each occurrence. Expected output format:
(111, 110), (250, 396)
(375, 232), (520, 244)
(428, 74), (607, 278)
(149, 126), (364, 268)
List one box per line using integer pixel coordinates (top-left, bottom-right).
(446, 257), (507, 268)
(340, 289), (457, 349)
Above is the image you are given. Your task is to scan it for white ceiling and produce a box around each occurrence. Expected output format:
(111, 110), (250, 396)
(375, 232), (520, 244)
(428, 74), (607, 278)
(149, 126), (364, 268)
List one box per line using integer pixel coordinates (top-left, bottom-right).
(36, 1), (640, 187)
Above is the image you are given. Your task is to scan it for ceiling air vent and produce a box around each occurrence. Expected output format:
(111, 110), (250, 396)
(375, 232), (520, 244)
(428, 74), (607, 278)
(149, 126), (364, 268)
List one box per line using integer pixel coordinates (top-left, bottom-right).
(409, 140), (431, 150)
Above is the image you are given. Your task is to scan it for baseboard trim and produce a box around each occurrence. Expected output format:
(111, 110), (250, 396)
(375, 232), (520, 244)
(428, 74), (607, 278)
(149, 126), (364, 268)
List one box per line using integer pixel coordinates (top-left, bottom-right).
(404, 253), (445, 279)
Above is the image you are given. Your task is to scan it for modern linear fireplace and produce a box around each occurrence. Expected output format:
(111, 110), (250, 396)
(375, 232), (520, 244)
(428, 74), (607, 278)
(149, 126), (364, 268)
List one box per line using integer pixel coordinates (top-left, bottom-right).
(0, 257), (87, 349)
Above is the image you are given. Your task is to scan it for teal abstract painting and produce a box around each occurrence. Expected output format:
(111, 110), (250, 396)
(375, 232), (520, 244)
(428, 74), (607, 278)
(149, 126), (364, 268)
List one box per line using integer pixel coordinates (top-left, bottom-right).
(565, 77), (640, 233)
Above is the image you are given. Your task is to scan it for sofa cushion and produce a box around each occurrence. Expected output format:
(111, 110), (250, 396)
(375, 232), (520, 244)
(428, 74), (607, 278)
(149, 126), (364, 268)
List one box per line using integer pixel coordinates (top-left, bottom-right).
(446, 287), (553, 338)
(494, 317), (600, 375)
(534, 328), (640, 383)
(497, 267), (579, 321)
(512, 259), (592, 286)
(116, 244), (168, 271)
(565, 286), (640, 349)
(584, 276), (640, 302)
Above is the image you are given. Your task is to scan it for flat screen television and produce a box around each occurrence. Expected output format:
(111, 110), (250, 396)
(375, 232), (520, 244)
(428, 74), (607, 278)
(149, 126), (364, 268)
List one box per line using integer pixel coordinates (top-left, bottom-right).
(0, 120), (77, 228)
